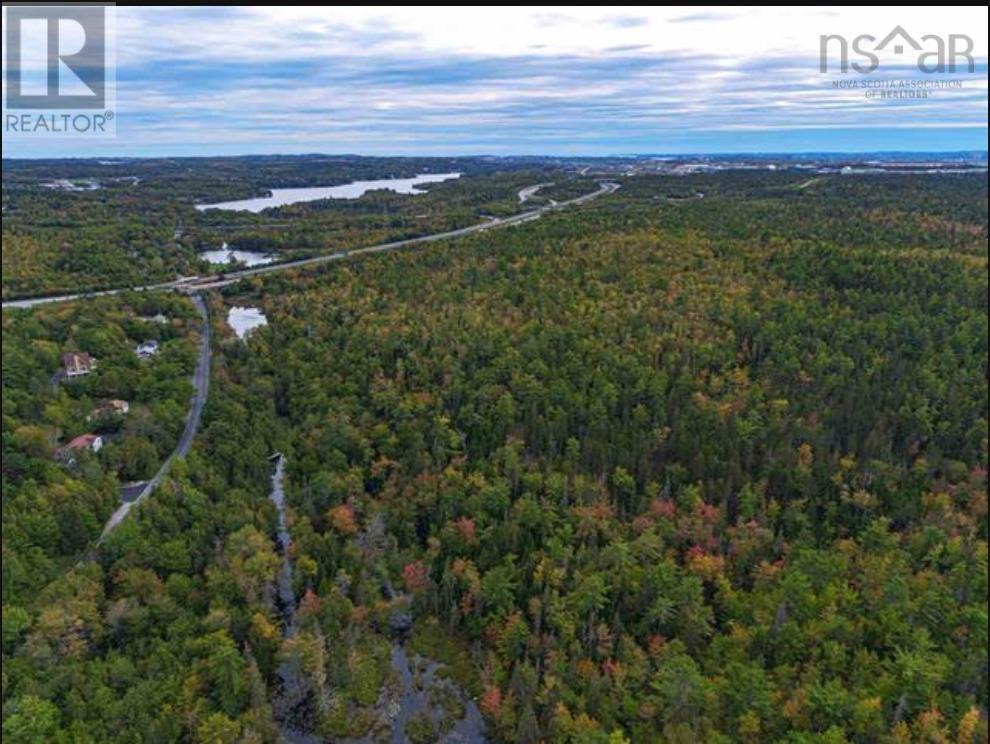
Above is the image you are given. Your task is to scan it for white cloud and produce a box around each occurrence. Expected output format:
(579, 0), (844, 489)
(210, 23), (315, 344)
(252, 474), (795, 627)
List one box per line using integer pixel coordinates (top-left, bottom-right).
(3, 6), (987, 155)
(102, 7), (988, 64)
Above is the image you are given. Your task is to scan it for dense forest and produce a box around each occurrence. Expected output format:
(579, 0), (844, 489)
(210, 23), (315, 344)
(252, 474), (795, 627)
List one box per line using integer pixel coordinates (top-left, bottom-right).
(1, 157), (559, 299)
(2, 169), (987, 743)
(2, 293), (203, 602)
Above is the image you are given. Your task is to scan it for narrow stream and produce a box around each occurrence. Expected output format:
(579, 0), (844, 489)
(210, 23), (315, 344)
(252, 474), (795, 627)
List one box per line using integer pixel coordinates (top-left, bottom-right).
(268, 454), (486, 743)
(269, 454), (321, 744)
(271, 455), (296, 631)
(374, 645), (486, 744)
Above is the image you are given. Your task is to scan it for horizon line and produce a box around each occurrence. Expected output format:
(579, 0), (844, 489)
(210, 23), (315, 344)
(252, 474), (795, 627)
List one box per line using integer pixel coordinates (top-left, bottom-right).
(4, 148), (989, 163)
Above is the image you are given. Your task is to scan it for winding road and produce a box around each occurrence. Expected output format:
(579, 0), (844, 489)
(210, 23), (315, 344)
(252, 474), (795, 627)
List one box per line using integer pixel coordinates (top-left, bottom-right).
(517, 182), (554, 204)
(5, 181), (618, 539)
(98, 294), (211, 540)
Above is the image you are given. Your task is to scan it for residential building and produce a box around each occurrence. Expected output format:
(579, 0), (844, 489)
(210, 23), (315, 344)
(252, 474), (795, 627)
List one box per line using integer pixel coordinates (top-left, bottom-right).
(87, 399), (130, 421)
(135, 340), (160, 359)
(64, 433), (103, 453)
(62, 351), (94, 377)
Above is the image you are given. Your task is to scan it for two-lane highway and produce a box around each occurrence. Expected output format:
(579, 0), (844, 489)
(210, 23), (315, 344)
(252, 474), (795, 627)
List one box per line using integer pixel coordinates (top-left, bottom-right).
(2, 181), (619, 307)
(8, 180), (618, 546)
(180, 180), (618, 290)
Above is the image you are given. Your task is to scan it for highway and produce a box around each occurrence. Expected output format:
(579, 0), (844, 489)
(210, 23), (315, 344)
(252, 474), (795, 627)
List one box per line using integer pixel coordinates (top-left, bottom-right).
(517, 181), (554, 204)
(2, 181), (619, 306)
(18, 180), (618, 549)
(179, 180), (618, 290)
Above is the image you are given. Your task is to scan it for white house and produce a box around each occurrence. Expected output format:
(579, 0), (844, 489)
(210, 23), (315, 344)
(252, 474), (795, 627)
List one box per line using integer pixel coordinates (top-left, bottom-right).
(135, 340), (160, 359)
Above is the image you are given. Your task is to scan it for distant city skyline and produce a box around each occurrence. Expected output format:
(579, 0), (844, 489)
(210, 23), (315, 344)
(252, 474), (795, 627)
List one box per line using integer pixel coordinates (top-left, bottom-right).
(3, 6), (987, 158)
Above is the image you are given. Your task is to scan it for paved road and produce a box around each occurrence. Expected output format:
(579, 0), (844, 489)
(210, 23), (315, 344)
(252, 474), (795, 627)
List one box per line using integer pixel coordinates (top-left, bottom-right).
(119, 482), (148, 502)
(181, 180), (618, 291)
(518, 182), (554, 204)
(2, 181), (619, 307)
(98, 294), (211, 540)
(21, 180), (617, 555)
(2, 282), (179, 310)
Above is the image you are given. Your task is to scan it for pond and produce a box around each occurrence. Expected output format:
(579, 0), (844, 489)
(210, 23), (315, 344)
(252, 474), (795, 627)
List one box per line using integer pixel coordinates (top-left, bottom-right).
(376, 643), (486, 744)
(43, 179), (101, 191)
(195, 172), (461, 212)
(227, 306), (268, 339)
(200, 242), (273, 267)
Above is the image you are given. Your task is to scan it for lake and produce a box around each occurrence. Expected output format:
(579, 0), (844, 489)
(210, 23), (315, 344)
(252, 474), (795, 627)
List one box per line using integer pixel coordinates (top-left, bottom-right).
(196, 172), (461, 213)
(200, 242), (273, 266)
(227, 306), (268, 339)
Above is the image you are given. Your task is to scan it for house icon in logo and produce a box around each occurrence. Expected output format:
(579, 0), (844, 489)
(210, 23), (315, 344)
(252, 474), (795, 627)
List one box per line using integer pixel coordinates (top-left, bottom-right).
(874, 25), (922, 56)
(820, 26), (975, 74)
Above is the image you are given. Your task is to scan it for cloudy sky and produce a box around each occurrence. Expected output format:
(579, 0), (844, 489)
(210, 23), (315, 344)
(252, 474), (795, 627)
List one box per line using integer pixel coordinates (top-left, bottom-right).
(3, 6), (988, 157)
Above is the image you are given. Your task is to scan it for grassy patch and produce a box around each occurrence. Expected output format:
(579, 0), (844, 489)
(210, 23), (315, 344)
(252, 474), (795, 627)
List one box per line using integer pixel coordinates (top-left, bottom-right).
(408, 616), (481, 697)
